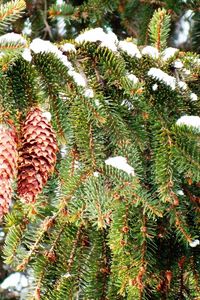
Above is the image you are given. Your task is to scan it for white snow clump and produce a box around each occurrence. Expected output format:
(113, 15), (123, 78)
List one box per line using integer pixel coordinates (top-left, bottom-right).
(75, 28), (118, 51)
(30, 38), (72, 69)
(127, 73), (139, 84)
(189, 239), (200, 248)
(118, 41), (141, 58)
(178, 81), (187, 90)
(190, 93), (198, 101)
(42, 112), (52, 122)
(0, 33), (27, 45)
(162, 47), (179, 61)
(152, 83), (158, 91)
(141, 46), (159, 59)
(176, 115), (200, 130)
(148, 68), (176, 90)
(68, 70), (87, 87)
(105, 156), (135, 176)
(21, 48), (32, 62)
(173, 60), (183, 69)
(84, 88), (94, 98)
(60, 43), (76, 53)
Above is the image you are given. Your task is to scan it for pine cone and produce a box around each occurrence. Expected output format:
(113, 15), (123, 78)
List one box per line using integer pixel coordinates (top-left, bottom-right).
(17, 108), (58, 203)
(0, 124), (18, 218)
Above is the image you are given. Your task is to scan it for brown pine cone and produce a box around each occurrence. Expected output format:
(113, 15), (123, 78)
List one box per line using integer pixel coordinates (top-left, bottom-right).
(17, 108), (58, 203)
(0, 124), (18, 218)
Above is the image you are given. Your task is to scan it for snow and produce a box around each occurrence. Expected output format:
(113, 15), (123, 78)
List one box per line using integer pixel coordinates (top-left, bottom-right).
(190, 93), (198, 101)
(141, 46), (159, 59)
(0, 33), (27, 45)
(173, 60), (183, 69)
(177, 190), (184, 196)
(30, 38), (72, 69)
(1, 272), (28, 291)
(148, 68), (176, 90)
(75, 28), (118, 51)
(152, 83), (158, 91)
(121, 99), (134, 110)
(101, 30), (118, 51)
(189, 239), (200, 247)
(60, 145), (67, 158)
(176, 115), (200, 130)
(76, 28), (107, 43)
(93, 171), (100, 177)
(61, 43), (76, 53)
(105, 156), (135, 176)
(178, 81), (187, 90)
(183, 68), (191, 75)
(21, 48), (32, 62)
(162, 47), (179, 61)
(84, 88), (94, 98)
(42, 112), (52, 122)
(68, 70), (87, 87)
(63, 272), (71, 278)
(118, 40), (141, 58)
(127, 73), (139, 84)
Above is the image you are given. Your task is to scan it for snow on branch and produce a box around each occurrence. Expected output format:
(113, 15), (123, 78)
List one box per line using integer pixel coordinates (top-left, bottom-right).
(105, 156), (135, 176)
(118, 40), (141, 58)
(176, 116), (200, 130)
(75, 27), (118, 51)
(30, 38), (72, 69)
(148, 67), (176, 90)
(141, 46), (159, 59)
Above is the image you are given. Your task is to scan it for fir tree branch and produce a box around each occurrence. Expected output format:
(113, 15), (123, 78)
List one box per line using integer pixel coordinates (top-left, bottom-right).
(0, 0), (26, 31)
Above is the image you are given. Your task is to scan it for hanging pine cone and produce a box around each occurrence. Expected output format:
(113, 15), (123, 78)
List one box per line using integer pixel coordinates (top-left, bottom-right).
(0, 124), (18, 218)
(17, 108), (58, 203)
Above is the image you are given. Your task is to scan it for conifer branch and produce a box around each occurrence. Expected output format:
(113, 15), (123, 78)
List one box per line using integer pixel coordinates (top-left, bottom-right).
(0, 0), (26, 30)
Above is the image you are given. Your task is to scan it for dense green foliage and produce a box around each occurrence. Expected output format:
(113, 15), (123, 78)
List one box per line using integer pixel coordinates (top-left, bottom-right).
(0, 1), (199, 300)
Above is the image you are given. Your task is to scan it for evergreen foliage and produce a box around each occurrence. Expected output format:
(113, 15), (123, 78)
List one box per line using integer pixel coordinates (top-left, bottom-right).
(0, 1), (199, 300)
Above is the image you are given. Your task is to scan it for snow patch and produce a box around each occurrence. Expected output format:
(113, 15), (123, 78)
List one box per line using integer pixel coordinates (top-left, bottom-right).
(0, 33), (27, 45)
(84, 88), (94, 98)
(63, 272), (71, 278)
(189, 239), (200, 248)
(173, 60), (183, 69)
(178, 81), (187, 90)
(68, 70), (87, 87)
(75, 28), (118, 51)
(152, 83), (158, 91)
(183, 68), (191, 75)
(105, 156), (135, 176)
(148, 68), (176, 90)
(30, 38), (72, 69)
(176, 115), (200, 130)
(190, 93), (198, 101)
(141, 46), (159, 59)
(61, 43), (76, 53)
(177, 190), (184, 196)
(121, 99), (134, 110)
(162, 47), (179, 61)
(93, 171), (100, 177)
(118, 41), (141, 58)
(127, 73), (139, 84)
(60, 145), (67, 158)
(22, 48), (32, 62)
(42, 112), (52, 122)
